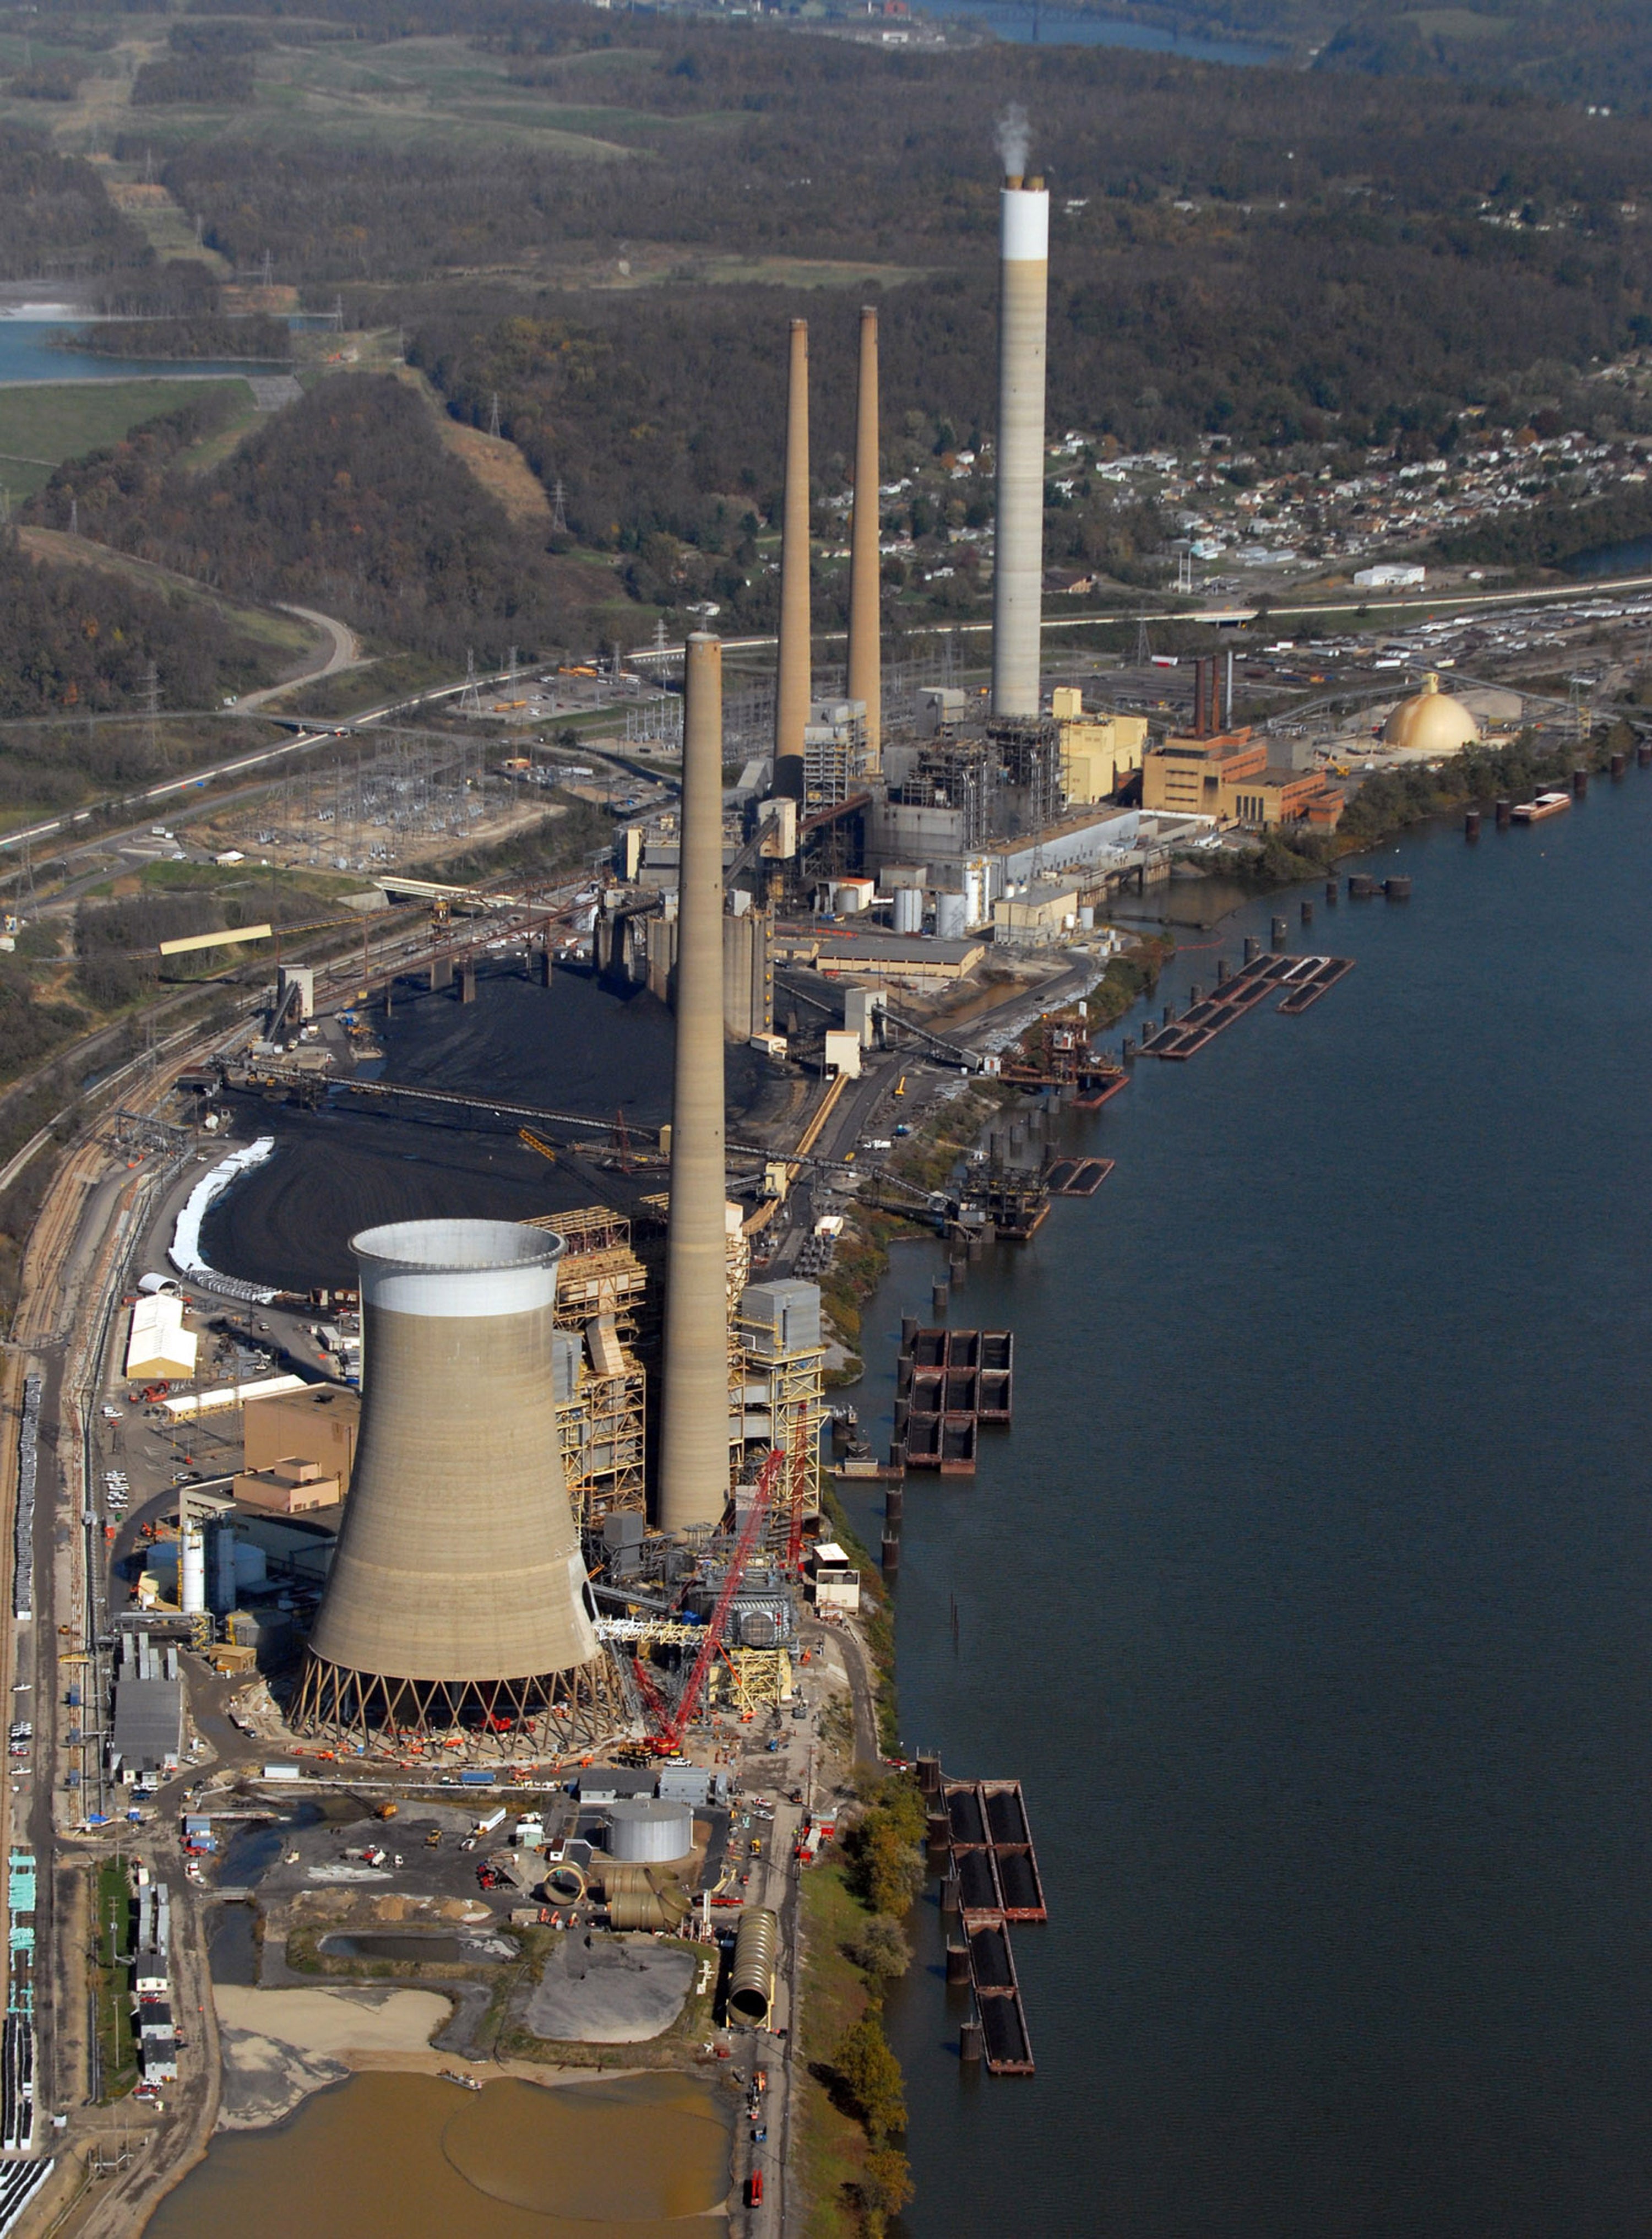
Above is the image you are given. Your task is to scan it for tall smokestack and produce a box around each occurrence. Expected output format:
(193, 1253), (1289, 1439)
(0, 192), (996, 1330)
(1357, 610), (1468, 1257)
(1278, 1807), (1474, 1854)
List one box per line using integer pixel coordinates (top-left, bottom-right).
(848, 303), (882, 772)
(659, 632), (731, 1534)
(775, 318), (811, 801)
(991, 172), (1050, 720)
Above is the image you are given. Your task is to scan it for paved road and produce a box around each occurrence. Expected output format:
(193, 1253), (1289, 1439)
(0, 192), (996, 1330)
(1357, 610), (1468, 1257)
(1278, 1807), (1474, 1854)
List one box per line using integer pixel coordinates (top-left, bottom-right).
(230, 605), (362, 714)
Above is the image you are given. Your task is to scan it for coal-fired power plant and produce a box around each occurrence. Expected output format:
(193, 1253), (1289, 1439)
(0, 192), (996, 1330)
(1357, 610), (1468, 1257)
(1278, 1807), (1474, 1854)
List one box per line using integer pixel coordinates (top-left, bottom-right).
(295, 1217), (613, 1746)
(991, 172), (1050, 721)
(848, 302), (882, 773)
(775, 317), (811, 801)
(659, 633), (734, 1535)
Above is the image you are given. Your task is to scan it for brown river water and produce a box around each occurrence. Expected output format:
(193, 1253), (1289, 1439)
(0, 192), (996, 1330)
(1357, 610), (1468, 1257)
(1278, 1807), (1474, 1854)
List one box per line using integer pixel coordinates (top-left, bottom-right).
(146, 2070), (732, 2237)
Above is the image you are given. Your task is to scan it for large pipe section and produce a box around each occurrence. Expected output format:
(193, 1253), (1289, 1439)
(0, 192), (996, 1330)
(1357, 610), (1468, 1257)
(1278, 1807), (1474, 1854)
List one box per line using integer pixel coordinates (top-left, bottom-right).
(729, 1906), (780, 2024)
(990, 175), (1050, 720)
(774, 318), (811, 800)
(659, 632), (732, 1535)
(307, 1219), (596, 1683)
(847, 302), (882, 772)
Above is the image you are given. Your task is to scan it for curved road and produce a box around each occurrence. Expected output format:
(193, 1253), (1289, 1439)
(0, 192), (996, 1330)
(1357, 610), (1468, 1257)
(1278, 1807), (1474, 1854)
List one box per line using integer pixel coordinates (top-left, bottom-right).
(231, 604), (362, 714)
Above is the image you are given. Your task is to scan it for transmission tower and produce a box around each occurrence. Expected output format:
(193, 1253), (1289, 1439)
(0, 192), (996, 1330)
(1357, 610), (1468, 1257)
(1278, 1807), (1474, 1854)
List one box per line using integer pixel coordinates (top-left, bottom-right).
(507, 645), (519, 691)
(68, 496), (78, 536)
(143, 662), (160, 763)
(653, 617), (668, 657)
(0, 486), (9, 527)
(488, 393), (502, 441)
(1134, 617), (1153, 666)
(459, 650), (482, 717)
(1176, 550), (1193, 596)
(332, 294), (344, 331)
(260, 248), (273, 291)
(550, 478), (569, 535)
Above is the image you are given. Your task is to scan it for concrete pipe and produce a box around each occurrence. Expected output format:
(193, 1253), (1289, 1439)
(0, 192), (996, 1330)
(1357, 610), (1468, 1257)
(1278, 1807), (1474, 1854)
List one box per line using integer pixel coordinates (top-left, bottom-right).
(729, 1907), (780, 2025)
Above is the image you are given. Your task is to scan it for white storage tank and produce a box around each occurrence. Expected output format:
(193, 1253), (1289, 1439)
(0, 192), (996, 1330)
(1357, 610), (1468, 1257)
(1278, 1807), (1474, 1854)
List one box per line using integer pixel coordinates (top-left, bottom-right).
(605, 1798), (694, 1863)
(936, 892), (968, 940)
(892, 886), (923, 936)
(181, 1530), (206, 1617)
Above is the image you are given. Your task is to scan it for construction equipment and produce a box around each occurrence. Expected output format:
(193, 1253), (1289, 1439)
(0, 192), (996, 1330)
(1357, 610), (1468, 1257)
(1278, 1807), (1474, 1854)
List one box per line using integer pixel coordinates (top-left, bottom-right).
(519, 1127), (557, 1167)
(633, 1448), (781, 1755)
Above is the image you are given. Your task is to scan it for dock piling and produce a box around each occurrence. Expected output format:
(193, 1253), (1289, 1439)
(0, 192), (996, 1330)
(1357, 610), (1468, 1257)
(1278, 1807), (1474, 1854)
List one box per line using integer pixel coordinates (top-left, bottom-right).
(1270, 916), (1287, 947)
(1495, 798), (1512, 828)
(932, 1280), (949, 1318)
(1300, 899), (1313, 925)
(1243, 934), (1260, 963)
(959, 2018), (983, 2068)
(1465, 809), (1481, 840)
(946, 1939), (970, 1988)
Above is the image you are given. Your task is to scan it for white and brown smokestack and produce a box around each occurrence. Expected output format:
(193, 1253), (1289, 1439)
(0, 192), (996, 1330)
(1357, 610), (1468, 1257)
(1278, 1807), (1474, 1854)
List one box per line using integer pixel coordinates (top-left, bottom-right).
(659, 632), (731, 1534)
(991, 168), (1050, 720)
(774, 318), (811, 801)
(847, 303), (882, 772)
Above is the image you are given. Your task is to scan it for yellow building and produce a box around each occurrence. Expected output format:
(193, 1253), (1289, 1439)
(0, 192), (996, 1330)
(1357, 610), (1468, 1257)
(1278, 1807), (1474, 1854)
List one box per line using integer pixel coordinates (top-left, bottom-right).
(993, 880), (1079, 944)
(1142, 730), (1265, 818)
(1051, 688), (1148, 805)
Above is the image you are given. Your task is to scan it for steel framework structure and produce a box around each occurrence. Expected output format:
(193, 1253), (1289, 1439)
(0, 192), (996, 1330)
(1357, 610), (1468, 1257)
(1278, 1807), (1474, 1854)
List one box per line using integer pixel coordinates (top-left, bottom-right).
(291, 1649), (629, 1756)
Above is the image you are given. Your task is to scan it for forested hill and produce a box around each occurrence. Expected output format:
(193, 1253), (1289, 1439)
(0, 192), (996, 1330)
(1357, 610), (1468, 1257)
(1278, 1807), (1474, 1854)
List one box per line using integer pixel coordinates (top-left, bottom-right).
(0, 131), (145, 279)
(25, 380), (603, 661)
(0, 532), (270, 722)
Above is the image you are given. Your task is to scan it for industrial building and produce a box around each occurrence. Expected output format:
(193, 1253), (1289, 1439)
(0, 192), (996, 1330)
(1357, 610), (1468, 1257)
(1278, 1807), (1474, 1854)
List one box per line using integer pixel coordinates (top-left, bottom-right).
(242, 1384), (360, 1489)
(110, 1635), (183, 1785)
(124, 1292), (197, 1385)
(295, 1218), (620, 1749)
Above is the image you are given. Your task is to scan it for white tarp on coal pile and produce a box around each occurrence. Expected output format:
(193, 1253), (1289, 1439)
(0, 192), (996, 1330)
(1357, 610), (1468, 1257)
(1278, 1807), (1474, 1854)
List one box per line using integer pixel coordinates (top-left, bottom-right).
(170, 1137), (278, 1300)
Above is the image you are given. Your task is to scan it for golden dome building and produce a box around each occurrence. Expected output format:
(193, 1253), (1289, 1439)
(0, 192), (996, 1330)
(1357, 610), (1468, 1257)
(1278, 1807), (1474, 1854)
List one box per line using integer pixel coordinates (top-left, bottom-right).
(1381, 672), (1480, 757)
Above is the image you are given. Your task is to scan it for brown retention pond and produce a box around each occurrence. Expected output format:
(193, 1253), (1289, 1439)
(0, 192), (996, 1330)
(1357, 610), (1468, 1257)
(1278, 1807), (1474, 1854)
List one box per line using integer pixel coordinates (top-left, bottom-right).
(147, 2069), (733, 2238)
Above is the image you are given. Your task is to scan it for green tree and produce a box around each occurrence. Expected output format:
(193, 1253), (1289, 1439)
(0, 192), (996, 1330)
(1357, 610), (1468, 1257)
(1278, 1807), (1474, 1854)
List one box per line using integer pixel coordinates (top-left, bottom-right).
(858, 2148), (915, 2235)
(846, 1914), (910, 1982)
(832, 2015), (906, 2143)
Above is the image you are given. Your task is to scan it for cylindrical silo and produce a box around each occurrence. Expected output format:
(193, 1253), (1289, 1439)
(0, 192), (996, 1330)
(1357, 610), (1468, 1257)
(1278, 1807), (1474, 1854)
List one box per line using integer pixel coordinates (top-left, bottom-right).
(296, 1218), (608, 1747)
(180, 1528), (206, 1618)
(659, 636), (732, 1536)
(892, 886), (923, 936)
(991, 175), (1050, 720)
(774, 318), (811, 801)
(936, 891), (968, 941)
(729, 1907), (779, 2025)
(605, 1798), (695, 1863)
(848, 303), (882, 772)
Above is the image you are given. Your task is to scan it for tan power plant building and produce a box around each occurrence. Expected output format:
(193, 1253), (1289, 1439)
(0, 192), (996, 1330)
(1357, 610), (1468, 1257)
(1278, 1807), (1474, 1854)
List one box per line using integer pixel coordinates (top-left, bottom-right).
(295, 1218), (616, 1747)
(992, 174), (1050, 720)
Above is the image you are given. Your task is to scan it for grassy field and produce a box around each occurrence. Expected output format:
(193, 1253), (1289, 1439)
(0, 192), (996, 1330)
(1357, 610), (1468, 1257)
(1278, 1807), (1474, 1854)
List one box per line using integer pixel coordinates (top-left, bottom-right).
(0, 379), (253, 500)
(797, 1862), (876, 2239)
(91, 1857), (138, 2102)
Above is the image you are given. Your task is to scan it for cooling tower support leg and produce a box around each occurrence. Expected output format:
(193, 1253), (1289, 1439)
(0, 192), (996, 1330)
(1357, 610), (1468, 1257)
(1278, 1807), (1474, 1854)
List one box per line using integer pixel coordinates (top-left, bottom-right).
(291, 1651), (631, 1755)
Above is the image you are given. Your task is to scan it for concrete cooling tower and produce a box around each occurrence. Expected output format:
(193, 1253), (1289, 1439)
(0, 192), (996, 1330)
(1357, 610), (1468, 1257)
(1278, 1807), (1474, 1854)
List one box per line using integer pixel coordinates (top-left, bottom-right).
(295, 1217), (617, 1749)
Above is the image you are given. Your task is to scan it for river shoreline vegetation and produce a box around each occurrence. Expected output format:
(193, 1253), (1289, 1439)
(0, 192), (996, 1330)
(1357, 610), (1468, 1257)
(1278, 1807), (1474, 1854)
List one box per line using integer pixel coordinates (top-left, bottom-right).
(798, 1772), (923, 2236)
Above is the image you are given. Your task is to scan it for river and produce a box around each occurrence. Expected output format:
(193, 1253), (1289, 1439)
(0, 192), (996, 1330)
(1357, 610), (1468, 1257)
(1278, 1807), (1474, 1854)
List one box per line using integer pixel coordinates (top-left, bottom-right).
(829, 776), (1652, 2236)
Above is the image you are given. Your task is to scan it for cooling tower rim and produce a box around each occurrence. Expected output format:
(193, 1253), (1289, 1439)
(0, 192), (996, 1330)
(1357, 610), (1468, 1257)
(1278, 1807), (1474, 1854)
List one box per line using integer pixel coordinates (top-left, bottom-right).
(352, 1217), (565, 1276)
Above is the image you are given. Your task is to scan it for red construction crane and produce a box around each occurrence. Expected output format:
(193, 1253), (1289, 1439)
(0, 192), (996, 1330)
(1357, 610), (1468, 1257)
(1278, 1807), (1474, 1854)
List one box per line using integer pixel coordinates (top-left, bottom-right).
(634, 1446), (783, 1755)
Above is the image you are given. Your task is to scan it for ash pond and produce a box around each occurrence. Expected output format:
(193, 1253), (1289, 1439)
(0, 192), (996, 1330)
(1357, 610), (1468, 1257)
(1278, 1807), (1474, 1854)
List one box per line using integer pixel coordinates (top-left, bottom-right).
(148, 2069), (732, 2237)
